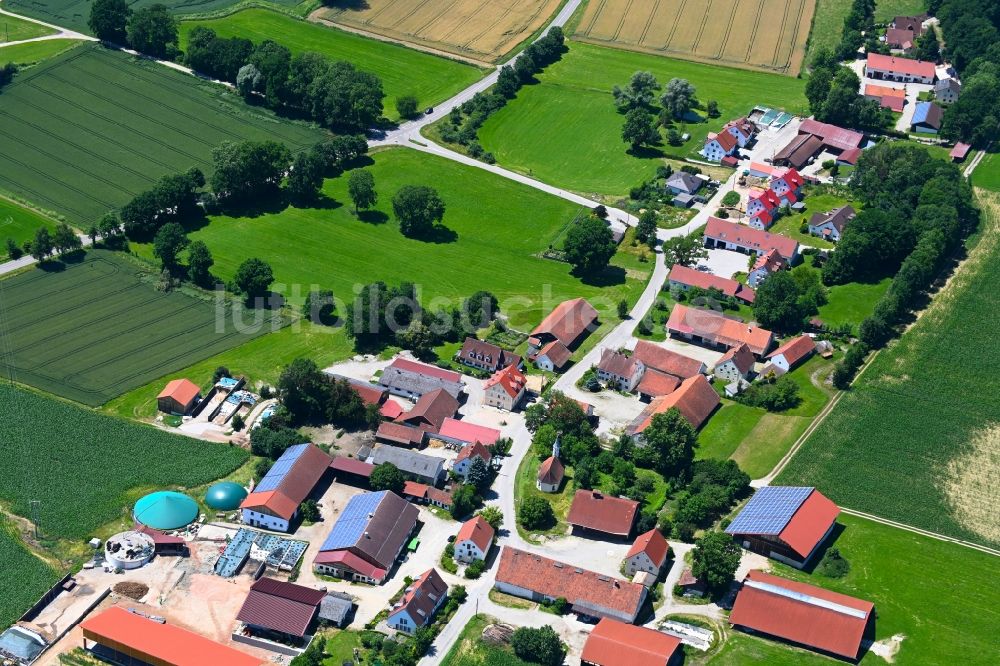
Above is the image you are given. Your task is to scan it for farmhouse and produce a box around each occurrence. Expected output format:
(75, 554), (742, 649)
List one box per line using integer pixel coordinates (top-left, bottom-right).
(434, 417), (500, 449)
(748, 249), (788, 288)
(911, 101), (943, 134)
(395, 388), (459, 431)
(528, 298), (599, 357)
(596, 348), (644, 391)
(730, 570), (874, 660)
(863, 84), (906, 113)
(536, 454), (565, 492)
(376, 422), (427, 448)
(764, 335), (816, 375)
(454, 515), (495, 563)
(632, 340), (706, 379)
(665, 171), (703, 196)
(704, 217), (799, 262)
(714, 343), (756, 383)
(483, 363), (527, 410)
(567, 490), (639, 538)
(534, 339), (572, 372)
(456, 337), (521, 373)
(331, 375), (387, 409)
(628, 374), (720, 436)
(80, 606), (263, 666)
(235, 577), (324, 645)
(701, 130), (739, 162)
(722, 116), (757, 147)
(240, 443), (331, 533)
(935, 78), (961, 104)
(667, 264), (756, 304)
(157, 378), (201, 415)
(865, 53), (936, 84)
(890, 14), (927, 34)
(451, 441), (491, 480)
(808, 205), (856, 242)
(725, 486), (840, 568)
(774, 120), (864, 169)
(666, 303), (775, 357)
(387, 568), (448, 635)
(379, 358), (465, 400)
(623, 528), (670, 577)
(370, 446), (446, 485)
(581, 618), (682, 666)
(747, 187), (781, 229)
(494, 547), (648, 623)
(314, 490), (419, 584)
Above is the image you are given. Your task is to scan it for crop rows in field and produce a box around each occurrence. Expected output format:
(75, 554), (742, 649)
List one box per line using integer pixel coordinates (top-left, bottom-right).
(316, 0), (562, 63)
(779, 190), (1000, 549)
(0, 518), (60, 630)
(0, 45), (324, 225)
(575, 0), (816, 75)
(0, 383), (248, 541)
(0, 251), (278, 406)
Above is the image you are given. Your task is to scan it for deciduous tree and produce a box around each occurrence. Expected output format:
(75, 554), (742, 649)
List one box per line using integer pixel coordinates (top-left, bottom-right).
(152, 222), (188, 268)
(564, 215), (615, 274)
(230, 257), (274, 302)
(347, 169), (377, 213)
(126, 4), (178, 59)
(88, 0), (130, 42)
(392, 185), (445, 237)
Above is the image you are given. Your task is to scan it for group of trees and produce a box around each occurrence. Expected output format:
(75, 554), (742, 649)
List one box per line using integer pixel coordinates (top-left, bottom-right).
(0, 63), (17, 90)
(120, 168), (204, 239)
(752, 265), (828, 333)
(832, 0), (877, 61)
(89, 0), (179, 58)
(735, 374), (800, 411)
(185, 27), (384, 129)
(669, 459), (750, 541)
(392, 185), (445, 237)
(691, 530), (742, 595)
(806, 49), (892, 131)
(510, 626), (565, 666)
(615, 71), (701, 152)
(936, 0), (1000, 144)
(563, 212), (617, 275)
(438, 27), (565, 157)
(250, 410), (307, 460)
(13, 223), (83, 262)
(276, 357), (380, 428)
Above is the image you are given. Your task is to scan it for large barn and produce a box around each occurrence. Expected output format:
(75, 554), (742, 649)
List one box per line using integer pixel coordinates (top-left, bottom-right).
(240, 443), (332, 533)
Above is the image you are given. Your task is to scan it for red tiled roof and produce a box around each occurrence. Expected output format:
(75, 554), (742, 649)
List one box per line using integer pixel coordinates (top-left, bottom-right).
(668, 264), (747, 299)
(628, 374), (720, 434)
(730, 570), (873, 659)
(456, 515), (494, 553)
(597, 348), (642, 378)
(456, 441), (492, 465)
(717, 343), (756, 375)
(750, 187), (781, 211)
(625, 529), (670, 568)
(389, 357), (462, 383)
(377, 421), (426, 446)
(330, 456), (374, 478)
(837, 146), (863, 164)
(236, 578), (323, 637)
(709, 130), (738, 152)
(636, 369), (680, 398)
(582, 618), (681, 666)
(778, 168), (804, 190)
(631, 340), (704, 379)
(567, 490), (639, 536)
(705, 217), (798, 260)
(379, 399), (405, 420)
(81, 606), (263, 666)
(484, 364), (527, 399)
(531, 298), (599, 346)
(439, 418), (500, 447)
(426, 487), (454, 507)
(312, 549), (386, 580)
(240, 490), (298, 521)
(768, 335), (815, 369)
(779, 490), (840, 559)
(950, 142), (971, 159)
(389, 569), (447, 629)
(666, 304), (774, 357)
(397, 388), (459, 429)
(721, 155), (739, 167)
(402, 481), (428, 499)
(752, 248), (787, 274)
(495, 547), (647, 622)
(241, 445), (330, 519)
(458, 338), (520, 372)
(157, 378), (200, 405)
(349, 382), (386, 407)
(537, 456), (565, 485)
(797, 119), (865, 152)
(885, 27), (914, 48)
(866, 52), (935, 79)
(536, 339), (572, 368)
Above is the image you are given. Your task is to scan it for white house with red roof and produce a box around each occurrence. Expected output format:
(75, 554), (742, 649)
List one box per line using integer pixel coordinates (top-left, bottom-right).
(748, 249), (788, 288)
(714, 343), (756, 383)
(769, 167), (803, 204)
(747, 188), (782, 229)
(701, 130), (739, 162)
(454, 515), (495, 563)
(722, 117), (757, 148)
(451, 441), (492, 480)
(484, 364), (526, 411)
(596, 348), (645, 392)
(865, 52), (936, 84)
(667, 264), (756, 304)
(764, 336), (816, 375)
(725, 486), (840, 568)
(623, 529), (670, 577)
(387, 568), (448, 635)
(536, 455), (565, 492)
(704, 217), (799, 263)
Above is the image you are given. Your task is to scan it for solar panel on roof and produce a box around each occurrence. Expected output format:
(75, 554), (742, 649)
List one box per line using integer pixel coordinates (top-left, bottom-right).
(725, 486), (813, 536)
(319, 491), (388, 551)
(255, 443), (309, 492)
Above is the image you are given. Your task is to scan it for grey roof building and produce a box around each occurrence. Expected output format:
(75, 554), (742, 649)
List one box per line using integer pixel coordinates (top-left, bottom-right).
(319, 592), (354, 627)
(378, 366), (464, 400)
(370, 445), (446, 485)
(666, 172), (704, 195)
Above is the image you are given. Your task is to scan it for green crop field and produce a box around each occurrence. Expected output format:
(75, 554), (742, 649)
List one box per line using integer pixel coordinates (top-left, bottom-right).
(476, 42), (807, 196)
(779, 189), (1000, 549)
(179, 10), (484, 121)
(0, 44), (325, 225)
(0, 250), (279, 406)
(0, 196), (58, 260)
(972, 151), (1000, 192)
(805, 0), (852, 62)
(0, 383), (248, 541)
(3, 0), (302, 34)
(0, 38), (83, 65)
(0, 517), (60, 630)
(131, 148), (647, 330)
(0, 12), (55, 41)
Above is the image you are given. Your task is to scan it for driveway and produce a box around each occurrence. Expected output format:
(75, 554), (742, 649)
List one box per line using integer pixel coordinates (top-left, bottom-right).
(698, 249), (752, 279)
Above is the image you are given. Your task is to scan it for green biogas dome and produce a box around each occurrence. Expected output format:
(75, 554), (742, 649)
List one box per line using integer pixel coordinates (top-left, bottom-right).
(205, 481), (248, 511)
(133, 491), (198, 530)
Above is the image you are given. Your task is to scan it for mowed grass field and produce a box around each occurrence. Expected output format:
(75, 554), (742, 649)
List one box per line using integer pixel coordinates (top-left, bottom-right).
(0, 12), (55, 41)
(0, 251), (278, 406)
(179, 10), (484, 120)
(0, 197), (58, 260)
(314, 0), (563, 64)
(971, 150), (1000, 192)
(3, 0), (302, 34)
(477, 42), (807, 196)
(133, 148), (647, 329)
(0, 44), (325, 225)
(574, 0), (816, 75)
(0, 517), (60, 630)
(0, 38), (83, 65)
(779, 189), (1000, 549)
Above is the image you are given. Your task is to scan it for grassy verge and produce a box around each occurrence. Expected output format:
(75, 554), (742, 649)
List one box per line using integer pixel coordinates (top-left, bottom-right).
(0, 38), (83, 65)
(0, 13), (56, 40)
(0, 195), (59, 260)
(441, 615), (534, 666)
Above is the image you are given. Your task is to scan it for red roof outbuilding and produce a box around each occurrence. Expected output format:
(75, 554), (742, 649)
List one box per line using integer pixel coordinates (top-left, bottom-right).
(567, 490), (639, 537)
(236, 577), (324, 638)
(455, 515), (495, 553)
(625, 529), (670, 570)
(582, 617), (681, 666)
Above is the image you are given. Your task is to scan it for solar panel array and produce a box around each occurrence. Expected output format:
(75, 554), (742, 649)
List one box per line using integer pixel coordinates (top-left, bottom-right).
(319, 491), (388, 552)
(255, 443), (309, 492)
(725, 486), (813, 536)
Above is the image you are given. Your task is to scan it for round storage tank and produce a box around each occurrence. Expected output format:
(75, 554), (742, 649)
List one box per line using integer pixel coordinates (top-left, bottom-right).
(205, 481), (248, 511)
(105, 531), (156, 570)
(133, 491), (198, 530)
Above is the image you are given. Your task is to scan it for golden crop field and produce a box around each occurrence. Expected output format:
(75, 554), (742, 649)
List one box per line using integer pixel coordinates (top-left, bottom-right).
(314, 0), (563, 64)
(574, 0), (816, 75)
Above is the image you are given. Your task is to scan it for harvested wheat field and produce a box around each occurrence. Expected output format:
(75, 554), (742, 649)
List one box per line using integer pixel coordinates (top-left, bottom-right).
(574, 0), (816, 75)
(313, 0), (563, 63)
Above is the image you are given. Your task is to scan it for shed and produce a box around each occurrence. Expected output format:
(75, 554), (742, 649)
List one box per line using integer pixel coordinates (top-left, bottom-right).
(157, 379), (200, 414)
(319, 592), (354, 627)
